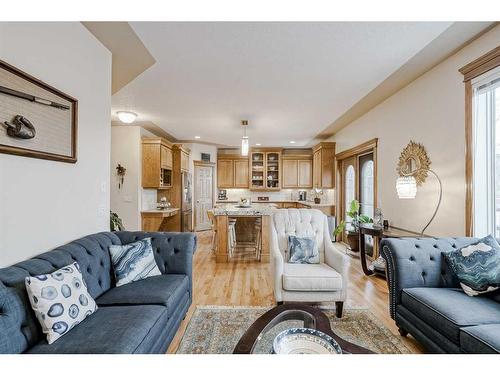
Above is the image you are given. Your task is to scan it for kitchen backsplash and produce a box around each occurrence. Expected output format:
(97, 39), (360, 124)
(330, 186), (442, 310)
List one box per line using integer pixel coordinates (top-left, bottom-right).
(221, 188), (335, 204)
(141, 189), (158, 210)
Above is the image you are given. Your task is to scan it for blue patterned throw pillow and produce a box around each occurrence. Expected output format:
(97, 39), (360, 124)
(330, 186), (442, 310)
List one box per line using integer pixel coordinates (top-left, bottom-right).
(25, 262), (98, 344)
(443, 235), (500, 296)
(287, 235), (319, 264)
(109, 237), (161, 287)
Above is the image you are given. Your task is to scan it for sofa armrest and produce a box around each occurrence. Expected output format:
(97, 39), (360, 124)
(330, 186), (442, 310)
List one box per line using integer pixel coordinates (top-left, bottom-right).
(381, 237), (460, 319)
(114, 231), (197, 278)
(270, 226), (284, 302)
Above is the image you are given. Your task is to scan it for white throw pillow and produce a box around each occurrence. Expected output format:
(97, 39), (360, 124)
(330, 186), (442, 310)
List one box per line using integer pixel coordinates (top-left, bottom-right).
(25, 262), (97, 344)
(109, 237), (161, 287)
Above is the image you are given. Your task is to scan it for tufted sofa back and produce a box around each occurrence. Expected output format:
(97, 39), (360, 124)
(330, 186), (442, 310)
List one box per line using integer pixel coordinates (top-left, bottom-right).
(271, 209), (327, 262)
(0, 232), (121, 353)
(380, 236), (484, 318)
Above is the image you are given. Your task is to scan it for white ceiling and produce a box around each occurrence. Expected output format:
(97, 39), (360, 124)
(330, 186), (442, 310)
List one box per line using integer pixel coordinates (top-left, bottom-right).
(111, 22), (453, 147)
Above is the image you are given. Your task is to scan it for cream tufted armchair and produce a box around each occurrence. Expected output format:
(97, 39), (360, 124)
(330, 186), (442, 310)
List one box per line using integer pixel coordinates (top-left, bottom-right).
(270, 208), (347, 317)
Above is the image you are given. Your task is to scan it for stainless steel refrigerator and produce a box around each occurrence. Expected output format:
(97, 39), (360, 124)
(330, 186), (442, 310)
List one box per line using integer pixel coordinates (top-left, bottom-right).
(181, 172), (193, 232)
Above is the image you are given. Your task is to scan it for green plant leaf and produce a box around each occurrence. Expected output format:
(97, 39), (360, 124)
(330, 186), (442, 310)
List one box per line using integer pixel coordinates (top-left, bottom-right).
(349, 199), (360, 213)
(359, 215), (373, 223)
(334, 221), (346, 237)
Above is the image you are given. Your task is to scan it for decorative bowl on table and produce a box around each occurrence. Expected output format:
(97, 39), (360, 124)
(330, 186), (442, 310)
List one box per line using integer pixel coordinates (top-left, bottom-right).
(236, 198), (252, 208)
(272, 328), (342, 354)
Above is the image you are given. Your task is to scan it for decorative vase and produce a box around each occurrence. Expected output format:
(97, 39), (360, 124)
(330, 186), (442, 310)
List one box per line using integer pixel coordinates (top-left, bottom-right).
(347, 232), (359, 252)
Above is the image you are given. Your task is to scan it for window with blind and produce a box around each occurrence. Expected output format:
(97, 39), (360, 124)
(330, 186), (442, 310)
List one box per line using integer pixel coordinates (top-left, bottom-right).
(472, 67), (500, 237)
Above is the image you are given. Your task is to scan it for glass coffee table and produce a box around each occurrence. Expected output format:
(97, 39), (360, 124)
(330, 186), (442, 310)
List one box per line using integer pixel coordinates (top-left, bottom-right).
(233, 303), (373, 354)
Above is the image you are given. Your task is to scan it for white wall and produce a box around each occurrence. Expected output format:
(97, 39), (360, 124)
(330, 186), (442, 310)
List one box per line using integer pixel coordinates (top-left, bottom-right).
(110, 126), (141, 230)
(329, 25), (500, 236)
(0, 23), (112, 267)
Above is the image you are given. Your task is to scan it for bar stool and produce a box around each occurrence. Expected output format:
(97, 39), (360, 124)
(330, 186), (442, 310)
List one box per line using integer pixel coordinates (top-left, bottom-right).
(207, 210), (216, 254)
(254, 217), (262, 261)
(228, 218), (237, 258)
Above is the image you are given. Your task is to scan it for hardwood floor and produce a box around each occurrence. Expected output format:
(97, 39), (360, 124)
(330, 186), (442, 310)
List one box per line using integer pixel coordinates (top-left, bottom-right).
(167, 230), (424, 353)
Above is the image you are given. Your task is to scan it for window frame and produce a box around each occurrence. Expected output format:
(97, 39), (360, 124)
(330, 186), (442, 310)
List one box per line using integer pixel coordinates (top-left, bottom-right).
(460, 45), (500, 236)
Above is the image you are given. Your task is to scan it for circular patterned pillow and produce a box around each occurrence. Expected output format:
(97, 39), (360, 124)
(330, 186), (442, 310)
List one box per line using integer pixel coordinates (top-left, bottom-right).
(25, 262), (98, 344)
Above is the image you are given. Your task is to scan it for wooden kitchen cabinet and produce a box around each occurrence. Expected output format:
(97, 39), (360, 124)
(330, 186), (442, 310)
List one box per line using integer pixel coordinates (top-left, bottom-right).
(180, 150), (190, 172)
(281, 152), (313, 188)
(234, 159), (249, 188)
(250, 148), (281, 191)
(217, 154), (249, 188)
(160, 145), (173, 169)
(298, 160), (313, 187)
(312, 142), (335, 188)
(282, 159), (298, 188)
(217, 159), (234, 188)
(142, 137), (173, 188)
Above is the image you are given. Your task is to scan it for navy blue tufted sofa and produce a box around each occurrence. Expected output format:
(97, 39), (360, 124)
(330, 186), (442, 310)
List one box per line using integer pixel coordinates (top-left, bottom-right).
(381, 237), (500, 353)
(0, 231), (196, 354)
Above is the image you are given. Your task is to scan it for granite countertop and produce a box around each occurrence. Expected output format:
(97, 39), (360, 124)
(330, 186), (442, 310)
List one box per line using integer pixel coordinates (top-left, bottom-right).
(216, 200), (334, 208)
(141, 208), (180, 217)
(212, 204), (274, 216)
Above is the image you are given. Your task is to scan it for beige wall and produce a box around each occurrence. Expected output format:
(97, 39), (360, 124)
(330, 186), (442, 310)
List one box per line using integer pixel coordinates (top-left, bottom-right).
(329, 25), (500, 236)
(110, 126), (142, 230)
(0, 23), (112, 266)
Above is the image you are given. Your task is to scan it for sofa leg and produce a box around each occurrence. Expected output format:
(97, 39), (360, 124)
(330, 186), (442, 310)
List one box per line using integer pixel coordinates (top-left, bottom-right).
(398, 327), (408, 337)
(335, 301), (344, 318)
(277, 301), (284, 306)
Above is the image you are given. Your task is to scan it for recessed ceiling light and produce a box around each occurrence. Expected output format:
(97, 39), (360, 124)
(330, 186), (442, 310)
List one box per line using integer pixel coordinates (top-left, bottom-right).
(194, 136), (201, 139)
(117, 111), (137, 124)
(289, 141), (296, 144)
(256, 143), (261, 146)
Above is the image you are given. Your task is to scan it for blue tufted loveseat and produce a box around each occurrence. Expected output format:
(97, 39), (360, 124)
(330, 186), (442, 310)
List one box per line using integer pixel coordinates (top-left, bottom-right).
(0, 231), (196, 354)
(381, 237), (500, 353)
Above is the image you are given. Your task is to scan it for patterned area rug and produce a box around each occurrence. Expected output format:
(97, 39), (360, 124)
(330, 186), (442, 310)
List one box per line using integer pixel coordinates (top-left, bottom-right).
(176, 306), (411, 354)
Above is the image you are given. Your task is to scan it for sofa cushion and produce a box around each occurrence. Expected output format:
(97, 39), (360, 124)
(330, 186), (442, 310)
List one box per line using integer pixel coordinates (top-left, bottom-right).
(282, 263), (342, 291)
(443, 235), (500, 296)
(109, 238), (161, 287)
(27, 305), (168, 354)
(288, 235), (319, 264)
(96, 274), (189, 318)
(25, 262), (98, 344)
(460, 324), (500, 353)
(401, 287), (500, 344)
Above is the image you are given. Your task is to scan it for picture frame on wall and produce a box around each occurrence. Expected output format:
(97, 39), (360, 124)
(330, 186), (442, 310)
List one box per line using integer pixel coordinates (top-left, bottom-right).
(0, 59), (78, 163)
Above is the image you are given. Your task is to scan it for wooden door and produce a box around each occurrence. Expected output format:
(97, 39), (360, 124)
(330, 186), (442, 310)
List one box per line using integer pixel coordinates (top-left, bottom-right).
(340, 156), (357, 244)
(217, 159), (234, 188)
(234, 159), (249, 188)
(298, 160), (312, 187)
(194, 164), (214, 231)
(282, 159), (298, 188)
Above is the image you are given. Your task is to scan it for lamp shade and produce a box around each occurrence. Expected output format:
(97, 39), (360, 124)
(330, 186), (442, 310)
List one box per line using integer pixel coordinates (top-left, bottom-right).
(241, 136), (249, 156)
(396, 176), (417, 199)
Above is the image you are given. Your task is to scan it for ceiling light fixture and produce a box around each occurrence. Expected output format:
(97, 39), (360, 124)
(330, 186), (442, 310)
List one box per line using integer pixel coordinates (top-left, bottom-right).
(194, 136), (201, 139)
(117, 111), (137, 124)
(241, 120), (249, 156)
(289, 141), (296, 144)
(255, 143), (261, 146)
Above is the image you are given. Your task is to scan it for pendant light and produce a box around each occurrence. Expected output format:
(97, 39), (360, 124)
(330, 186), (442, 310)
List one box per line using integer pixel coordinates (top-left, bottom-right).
(241, 120), (249, 156)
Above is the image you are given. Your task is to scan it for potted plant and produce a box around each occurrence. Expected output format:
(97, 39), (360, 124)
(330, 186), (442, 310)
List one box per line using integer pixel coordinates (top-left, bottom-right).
(334, 199), (372, 252)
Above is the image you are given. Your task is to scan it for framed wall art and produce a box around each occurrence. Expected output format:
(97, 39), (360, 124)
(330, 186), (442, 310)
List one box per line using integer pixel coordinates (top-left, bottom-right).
(0, 59), (78, 163)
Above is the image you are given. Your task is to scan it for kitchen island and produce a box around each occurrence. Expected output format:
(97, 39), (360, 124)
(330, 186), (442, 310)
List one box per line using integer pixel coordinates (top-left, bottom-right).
(212, 204), (274, 263)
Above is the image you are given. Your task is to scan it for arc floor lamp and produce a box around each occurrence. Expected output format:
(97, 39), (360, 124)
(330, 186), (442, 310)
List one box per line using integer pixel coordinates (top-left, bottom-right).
(395, 141), (442, 235)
